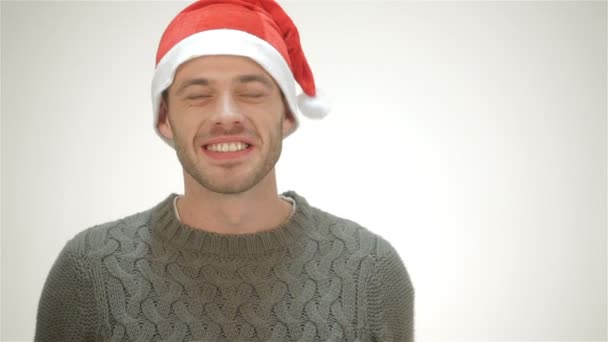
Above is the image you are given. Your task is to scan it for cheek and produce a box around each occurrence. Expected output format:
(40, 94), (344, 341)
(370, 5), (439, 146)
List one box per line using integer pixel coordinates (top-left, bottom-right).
(171, 103), (204, 123)
(168, 113), (199, 141)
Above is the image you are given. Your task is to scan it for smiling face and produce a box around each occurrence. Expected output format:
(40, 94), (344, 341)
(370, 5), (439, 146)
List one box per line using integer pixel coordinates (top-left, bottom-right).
(157, 55), (296, 195)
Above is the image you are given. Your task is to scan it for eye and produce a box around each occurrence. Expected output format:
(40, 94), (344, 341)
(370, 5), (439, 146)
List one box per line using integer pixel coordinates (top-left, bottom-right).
(240, 92), (265, 98)
(186, 94), (212, 100)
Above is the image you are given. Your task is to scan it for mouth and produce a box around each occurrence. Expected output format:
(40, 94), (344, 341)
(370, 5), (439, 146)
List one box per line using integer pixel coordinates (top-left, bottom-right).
(204, 142), (250, 152)
(202, 141), (254, 161)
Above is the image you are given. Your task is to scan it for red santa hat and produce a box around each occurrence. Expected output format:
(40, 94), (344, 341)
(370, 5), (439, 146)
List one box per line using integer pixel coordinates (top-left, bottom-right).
(151, 0), (330, 147)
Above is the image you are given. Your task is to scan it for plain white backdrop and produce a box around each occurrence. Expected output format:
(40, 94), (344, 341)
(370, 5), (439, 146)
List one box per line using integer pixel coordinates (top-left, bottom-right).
(1, 1), (606, 341)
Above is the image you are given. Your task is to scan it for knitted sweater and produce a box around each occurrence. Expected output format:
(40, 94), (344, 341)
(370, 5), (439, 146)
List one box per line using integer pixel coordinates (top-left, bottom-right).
(35, 191), (414, 342)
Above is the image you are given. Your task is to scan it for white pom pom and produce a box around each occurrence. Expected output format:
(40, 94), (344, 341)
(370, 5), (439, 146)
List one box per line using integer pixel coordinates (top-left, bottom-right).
(297, 88), (331, 119)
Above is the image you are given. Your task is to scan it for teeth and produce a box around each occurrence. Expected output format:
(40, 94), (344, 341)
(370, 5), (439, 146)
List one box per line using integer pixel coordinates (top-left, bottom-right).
(206, 142), (249, 152)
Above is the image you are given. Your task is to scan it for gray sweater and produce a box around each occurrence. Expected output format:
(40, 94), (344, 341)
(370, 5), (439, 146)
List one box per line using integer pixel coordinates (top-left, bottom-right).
(35, 191), (414, 341)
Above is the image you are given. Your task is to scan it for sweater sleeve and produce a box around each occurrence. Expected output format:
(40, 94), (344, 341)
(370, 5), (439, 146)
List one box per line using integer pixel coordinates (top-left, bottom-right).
(367, 238), (415, 342)
(35, 239), (100, 342)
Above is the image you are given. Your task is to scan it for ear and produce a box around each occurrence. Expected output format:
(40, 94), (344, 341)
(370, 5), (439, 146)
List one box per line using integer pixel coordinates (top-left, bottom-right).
(157, 97), (174, 140)
(282, 109), (297, 138)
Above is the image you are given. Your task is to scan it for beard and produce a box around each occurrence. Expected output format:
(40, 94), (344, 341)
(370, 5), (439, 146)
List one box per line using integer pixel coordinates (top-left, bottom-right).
(171, 116), (284, 195)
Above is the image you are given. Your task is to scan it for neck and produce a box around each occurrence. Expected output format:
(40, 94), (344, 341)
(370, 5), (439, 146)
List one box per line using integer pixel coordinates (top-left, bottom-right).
(176, 168), (292, 235)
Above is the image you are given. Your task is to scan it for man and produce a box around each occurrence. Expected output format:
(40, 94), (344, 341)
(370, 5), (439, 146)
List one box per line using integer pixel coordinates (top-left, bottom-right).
(35, 0), (415, 341)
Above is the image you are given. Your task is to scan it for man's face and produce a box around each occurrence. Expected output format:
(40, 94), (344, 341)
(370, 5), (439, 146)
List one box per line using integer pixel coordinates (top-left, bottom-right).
(157, 55), (296, 194)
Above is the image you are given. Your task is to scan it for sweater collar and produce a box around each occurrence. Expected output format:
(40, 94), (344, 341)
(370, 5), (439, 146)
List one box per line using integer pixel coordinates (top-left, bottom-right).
(150, 191), (313, 256)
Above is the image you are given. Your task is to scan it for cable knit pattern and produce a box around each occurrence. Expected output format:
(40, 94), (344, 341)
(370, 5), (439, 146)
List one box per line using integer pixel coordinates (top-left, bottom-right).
(35, 191), (414, 341)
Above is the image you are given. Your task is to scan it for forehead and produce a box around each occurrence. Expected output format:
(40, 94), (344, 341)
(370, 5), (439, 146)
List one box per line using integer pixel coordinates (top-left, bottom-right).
(173, 55), (273, 82)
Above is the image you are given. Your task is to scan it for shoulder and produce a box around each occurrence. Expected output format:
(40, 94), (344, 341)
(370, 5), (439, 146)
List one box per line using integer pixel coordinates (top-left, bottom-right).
(286, 190), (398, 259)
(63, 197), (166, 258)
(329, 212), (405, 267)
(323, 208), (384, 251)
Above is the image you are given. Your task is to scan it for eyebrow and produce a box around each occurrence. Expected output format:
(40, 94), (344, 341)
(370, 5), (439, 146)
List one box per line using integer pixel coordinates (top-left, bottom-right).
(175, 78), (210, 96)
(235, 74), (274, 90)
(174, 74), (274, 96)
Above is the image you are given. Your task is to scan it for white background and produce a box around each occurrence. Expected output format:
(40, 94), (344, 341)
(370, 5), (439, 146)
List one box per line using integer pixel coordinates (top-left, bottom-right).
(1, 1), (606, 341)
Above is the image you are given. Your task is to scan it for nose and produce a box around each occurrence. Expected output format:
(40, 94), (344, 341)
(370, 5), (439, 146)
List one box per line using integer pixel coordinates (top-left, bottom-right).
(210, 92), (244, 128)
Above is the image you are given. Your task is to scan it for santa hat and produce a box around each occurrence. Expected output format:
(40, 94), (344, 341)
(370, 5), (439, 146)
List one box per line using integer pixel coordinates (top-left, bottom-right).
(151, 0), (330, 147)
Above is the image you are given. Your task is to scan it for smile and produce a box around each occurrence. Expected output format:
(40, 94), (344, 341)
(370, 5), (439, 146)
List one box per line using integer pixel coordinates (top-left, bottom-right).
(205, 142), (250, 152)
